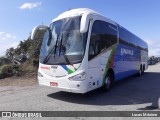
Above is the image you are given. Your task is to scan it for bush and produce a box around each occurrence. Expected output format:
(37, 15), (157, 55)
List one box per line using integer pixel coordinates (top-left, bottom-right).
(0, 64), (22, 79)
(31, 58), (39, 67)
(19, 61), (37, 74)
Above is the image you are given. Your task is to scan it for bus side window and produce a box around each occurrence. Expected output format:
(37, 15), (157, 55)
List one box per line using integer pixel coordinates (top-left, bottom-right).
(89, 20), (117, 60)
(89, 21), (101, 60)
(89, 39), (101, 60)
(100, 21), (117, 51)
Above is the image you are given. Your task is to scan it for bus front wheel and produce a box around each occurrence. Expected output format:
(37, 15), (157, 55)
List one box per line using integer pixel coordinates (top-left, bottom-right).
(102, 71), (114, 92)
(105, 76), (112, 91)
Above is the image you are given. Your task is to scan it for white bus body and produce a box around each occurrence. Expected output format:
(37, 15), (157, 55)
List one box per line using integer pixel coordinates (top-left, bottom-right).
(31, 8), (148, 93)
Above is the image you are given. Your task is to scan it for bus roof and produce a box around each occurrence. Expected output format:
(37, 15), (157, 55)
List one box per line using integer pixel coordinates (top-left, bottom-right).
(52, 8), (117, 25)
(51, 8), (148, 50)
(52, 8), (104, 22)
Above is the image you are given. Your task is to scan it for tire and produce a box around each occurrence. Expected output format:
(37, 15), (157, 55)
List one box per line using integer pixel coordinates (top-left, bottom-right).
(105, 77), (112, 91)
(142, 65), (145, 74)
(138, 66), (142, 77)
(102, 72), (114, 92)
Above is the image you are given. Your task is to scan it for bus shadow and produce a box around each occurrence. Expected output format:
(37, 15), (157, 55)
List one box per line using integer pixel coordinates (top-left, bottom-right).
(47, 72), (160, 110)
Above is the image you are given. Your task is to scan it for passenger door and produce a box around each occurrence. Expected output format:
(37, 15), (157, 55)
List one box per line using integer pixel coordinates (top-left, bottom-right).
(87, 20), (118, 91)
(87, 20), (101, 91)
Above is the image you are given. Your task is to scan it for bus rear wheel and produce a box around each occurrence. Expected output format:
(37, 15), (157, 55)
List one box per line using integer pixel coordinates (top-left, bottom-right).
(138, 66), (143, 76)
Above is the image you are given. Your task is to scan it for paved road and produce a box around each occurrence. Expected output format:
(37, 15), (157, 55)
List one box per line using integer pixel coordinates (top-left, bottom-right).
(0, 63), (160, 120)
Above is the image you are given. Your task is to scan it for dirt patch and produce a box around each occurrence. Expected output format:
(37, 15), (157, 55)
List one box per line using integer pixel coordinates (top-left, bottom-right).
(0, 73), (38, 87)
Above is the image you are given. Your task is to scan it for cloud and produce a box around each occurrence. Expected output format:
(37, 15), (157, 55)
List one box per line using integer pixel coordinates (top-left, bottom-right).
(145, 39), (160, 57)
(0, 42), (19, 57)
(19, 2), (41, 10)
(0, 32), (18, 56)
(0, 32), (16, 41)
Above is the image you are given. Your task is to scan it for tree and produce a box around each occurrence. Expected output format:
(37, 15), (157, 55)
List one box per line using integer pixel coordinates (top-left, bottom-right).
(5, 47), (15, 60)
(15, 39), (32, 56)
(28, 30), (46, 60)
(0, 57), (11, 66)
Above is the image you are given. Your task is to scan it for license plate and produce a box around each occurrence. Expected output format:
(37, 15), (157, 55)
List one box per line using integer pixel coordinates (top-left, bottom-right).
(50, 82), (58, 87)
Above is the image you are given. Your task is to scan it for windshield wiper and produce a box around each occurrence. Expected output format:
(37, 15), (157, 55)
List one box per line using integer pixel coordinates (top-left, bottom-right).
(59, 33), (63, 57)
(43, 47), (54, 64)
(64, 54), (70, 64)
(43, 35), (59, 64)
(43, 33), (71, 65)
(58, 33), (70, 65)
(53, 34), (59, 58)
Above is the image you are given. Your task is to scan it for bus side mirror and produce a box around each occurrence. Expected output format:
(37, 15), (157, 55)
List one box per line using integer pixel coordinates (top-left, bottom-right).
(80, 13), (91, 33)
(31, 25), (52, 46)
(31, 25), (48, 40)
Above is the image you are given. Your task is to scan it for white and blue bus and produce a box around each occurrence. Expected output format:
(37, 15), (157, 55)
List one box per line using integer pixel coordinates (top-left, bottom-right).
(31, 8), (148, 93)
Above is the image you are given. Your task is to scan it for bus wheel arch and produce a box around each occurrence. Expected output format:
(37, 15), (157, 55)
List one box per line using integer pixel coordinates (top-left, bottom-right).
(108, 68), (115, 81)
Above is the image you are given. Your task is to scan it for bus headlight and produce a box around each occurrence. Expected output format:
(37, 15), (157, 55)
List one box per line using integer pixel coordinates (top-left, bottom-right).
(69, 72), (86, 81)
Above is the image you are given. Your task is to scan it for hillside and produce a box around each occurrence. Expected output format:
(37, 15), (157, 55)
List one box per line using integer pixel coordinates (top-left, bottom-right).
(0, 30), (46, 80)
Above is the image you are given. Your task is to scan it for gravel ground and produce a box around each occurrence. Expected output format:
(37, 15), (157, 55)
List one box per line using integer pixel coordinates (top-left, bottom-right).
(0, 63), (160, 120)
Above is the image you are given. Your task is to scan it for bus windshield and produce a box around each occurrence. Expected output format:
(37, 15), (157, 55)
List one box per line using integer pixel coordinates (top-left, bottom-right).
(40, 16), (87, 65)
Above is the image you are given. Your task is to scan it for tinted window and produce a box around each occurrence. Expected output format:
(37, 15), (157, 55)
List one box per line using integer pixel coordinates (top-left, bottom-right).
(89, 20), (117, 60)
(119, 27), (148, 51)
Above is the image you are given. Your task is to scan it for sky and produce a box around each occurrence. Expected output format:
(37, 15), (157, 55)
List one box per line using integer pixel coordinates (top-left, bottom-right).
(0, 0), (160, 57)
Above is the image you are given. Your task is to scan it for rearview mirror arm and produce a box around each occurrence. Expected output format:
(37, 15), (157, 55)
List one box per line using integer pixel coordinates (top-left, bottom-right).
(31, 25), (49, 40)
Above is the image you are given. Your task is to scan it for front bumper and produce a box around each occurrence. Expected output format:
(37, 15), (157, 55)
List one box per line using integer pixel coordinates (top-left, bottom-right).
(38, 75), (87, 93)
